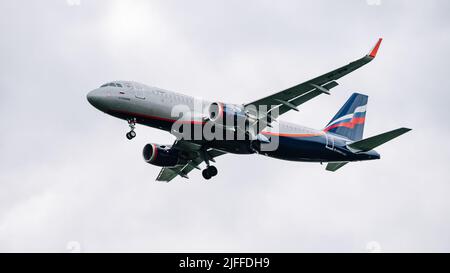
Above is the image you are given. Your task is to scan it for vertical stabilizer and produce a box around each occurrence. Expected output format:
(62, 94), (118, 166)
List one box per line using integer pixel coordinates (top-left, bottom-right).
(324, 93), (368, 140)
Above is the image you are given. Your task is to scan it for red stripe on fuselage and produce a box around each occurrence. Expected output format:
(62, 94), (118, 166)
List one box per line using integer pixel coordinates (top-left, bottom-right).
(262, 131), (325, 138)
(112, 110), (327, 138)
(111, 109), (206, 125)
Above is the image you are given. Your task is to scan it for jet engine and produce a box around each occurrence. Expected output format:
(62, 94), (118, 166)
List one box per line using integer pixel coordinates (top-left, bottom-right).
(207, 102), (273, 140)
(142, 143), (184, 167)
(208, 102), (252, 129)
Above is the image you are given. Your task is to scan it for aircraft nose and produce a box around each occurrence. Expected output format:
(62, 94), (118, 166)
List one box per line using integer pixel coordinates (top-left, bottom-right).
(86, 91), (94, 105)
(87, 89), (99, 105)
(87, 89), (108, 111)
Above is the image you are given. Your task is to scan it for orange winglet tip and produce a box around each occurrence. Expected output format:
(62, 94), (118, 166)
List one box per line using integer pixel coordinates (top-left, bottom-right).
(369, 38), (383, 58)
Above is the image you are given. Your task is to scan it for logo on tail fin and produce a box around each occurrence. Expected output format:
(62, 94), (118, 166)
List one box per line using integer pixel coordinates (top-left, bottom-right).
(324, 93), (368, 141)
(324, 104), (367, 131)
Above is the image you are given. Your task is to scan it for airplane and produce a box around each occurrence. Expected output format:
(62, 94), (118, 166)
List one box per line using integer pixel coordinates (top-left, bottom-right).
(87, 38), (411, 182)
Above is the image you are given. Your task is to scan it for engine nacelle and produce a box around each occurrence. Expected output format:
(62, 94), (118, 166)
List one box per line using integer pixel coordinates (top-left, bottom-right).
(142, 143), (183, 167)
(208, 102), (250, 128)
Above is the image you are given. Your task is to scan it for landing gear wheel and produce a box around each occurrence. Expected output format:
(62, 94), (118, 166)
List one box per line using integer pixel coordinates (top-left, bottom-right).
(126, 118), (137, 140)
(200, 147), (218, 180)
(208, 165), (218, 177)
(202, 166), (217, 180)
(202, 169), (212, 180)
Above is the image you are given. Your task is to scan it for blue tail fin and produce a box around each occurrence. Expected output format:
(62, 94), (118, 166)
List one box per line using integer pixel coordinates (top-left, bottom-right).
(324, 93), (368, 141)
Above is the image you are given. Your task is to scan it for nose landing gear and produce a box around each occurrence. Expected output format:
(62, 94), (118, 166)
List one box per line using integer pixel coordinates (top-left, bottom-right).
(126, 130), (136, 140)
(126, 118), (137, 140)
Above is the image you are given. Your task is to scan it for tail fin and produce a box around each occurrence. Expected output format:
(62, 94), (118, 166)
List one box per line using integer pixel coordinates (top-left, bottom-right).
(324, 93), (368, 140)
(347, 128), (412, 152)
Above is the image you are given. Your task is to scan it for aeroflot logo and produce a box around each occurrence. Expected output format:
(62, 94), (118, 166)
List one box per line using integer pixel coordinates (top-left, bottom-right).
(169, 100), (281, 152)
(324, 105), (367, 131)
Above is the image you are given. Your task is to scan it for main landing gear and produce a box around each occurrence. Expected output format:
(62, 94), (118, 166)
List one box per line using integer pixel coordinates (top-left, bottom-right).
(202, 165), (218, 180)
(126, 118), (137, 140)
(201, 148), (218, 180)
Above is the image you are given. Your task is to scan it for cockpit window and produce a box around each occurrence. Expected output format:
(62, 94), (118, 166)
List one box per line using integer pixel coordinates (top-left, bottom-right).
(100, 82), (123, 88)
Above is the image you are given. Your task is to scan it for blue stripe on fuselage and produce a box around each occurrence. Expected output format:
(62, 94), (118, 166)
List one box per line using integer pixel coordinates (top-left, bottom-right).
(261, 133), (375, 162)
(261, 134), (347, 162)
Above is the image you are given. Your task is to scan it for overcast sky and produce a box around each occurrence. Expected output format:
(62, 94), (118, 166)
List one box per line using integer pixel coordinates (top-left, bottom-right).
(0, 0), (449, 252)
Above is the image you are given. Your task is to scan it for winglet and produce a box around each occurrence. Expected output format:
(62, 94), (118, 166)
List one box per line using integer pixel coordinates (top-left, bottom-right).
(368, 38), (383, 58)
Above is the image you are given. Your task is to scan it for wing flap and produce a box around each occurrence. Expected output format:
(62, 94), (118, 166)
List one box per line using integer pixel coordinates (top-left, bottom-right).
(275, 81), (339, 118)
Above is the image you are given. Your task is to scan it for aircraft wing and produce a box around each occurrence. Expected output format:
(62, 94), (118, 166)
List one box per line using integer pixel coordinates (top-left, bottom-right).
(156, 140), (226, 182)
(245, 39), (382, 121)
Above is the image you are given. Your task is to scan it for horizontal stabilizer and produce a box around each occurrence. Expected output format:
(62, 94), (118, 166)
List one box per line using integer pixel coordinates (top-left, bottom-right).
(326, 162), (349, 172)
(348, 127), (411, 152)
